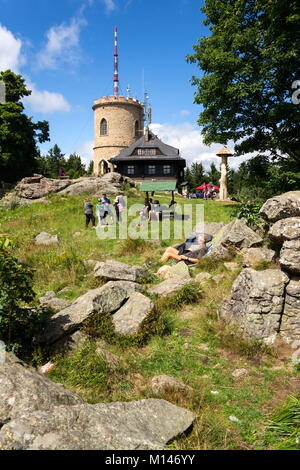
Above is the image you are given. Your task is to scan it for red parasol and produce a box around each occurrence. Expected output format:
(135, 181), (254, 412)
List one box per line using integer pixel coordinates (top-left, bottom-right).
(196, 184), (220, 191)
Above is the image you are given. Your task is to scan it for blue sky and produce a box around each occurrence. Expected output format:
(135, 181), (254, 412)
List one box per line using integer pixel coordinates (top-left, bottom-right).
(0, 0), (252, 169)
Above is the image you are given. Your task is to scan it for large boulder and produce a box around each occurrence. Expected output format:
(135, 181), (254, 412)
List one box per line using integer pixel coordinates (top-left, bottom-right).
(156, 261), (190, 280)
(269, 218), (300, 245)
(221, 268), (289, 344)
(148, 277), (192, 297)
(42, 281), (141, 345)
(59, 173), (133, 196)
(260, 191), (300, 223)
(279, 239), (300, 274)
(0, 353), (83, 425)
(39, 291), (70, 313)
(112, 292), (154, 336)
(94, 260), (147, 282)
(35, 232), (60, 246)
(280, 279), (300, 343)
(13, 175), (71, 200)
(242, 247), (276, 267)
(213, 219), (263, 251)
(0, 353), (195, 450)
(0, 399), (195, 450)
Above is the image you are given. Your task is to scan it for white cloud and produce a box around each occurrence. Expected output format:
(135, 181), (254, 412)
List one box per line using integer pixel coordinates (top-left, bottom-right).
(0, 24), (24, 72)
(180, 109), (190, 117)
(150, 122), (254, 170)
(102, 0), (117, 12)
(23, 82), (71, 113)
(76, 140), (94, 166)
(37, 15), (86, 69)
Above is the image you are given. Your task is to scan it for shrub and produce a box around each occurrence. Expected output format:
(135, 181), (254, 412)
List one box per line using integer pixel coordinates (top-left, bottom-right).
(0, 238), (48, 357)
(266, 396), (300, 450)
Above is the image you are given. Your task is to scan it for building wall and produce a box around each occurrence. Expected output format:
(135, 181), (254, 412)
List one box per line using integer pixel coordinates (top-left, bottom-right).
(93, 96), (144, 176)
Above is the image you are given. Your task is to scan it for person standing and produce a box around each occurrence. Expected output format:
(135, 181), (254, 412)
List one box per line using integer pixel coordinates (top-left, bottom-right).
(84, 199), (96, 228)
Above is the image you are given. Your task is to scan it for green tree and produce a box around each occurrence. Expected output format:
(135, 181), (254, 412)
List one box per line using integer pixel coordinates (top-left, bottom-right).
(0, 70), (49, 182)
(45, 144), (66, 178)
(87, 160), (94, 176)
(207, 162), (220, 185)
(66, 153), (86, 178)
(187, 0), (300, 162)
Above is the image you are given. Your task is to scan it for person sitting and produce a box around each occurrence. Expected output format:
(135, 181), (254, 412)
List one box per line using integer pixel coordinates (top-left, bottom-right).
(160, 233), (213, 265)
(149, 200), (160, 221)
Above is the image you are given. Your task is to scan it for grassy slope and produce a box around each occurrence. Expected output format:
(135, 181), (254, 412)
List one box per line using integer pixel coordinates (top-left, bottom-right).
(1, 192), (299, 450)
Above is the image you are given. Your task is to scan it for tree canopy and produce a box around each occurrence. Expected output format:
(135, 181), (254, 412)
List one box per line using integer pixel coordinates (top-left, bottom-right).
(0, 70), (50, 182)
(187, 0), (300, 162)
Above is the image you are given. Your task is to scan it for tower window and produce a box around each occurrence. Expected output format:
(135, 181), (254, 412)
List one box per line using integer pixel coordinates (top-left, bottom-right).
(134, 121), (139, 138)
(100, 118), (108, 135)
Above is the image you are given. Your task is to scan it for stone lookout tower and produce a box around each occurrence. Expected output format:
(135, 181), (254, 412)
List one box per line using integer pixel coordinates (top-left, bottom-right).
(92, 95), (144, 176)
(92, 27), (144, 176)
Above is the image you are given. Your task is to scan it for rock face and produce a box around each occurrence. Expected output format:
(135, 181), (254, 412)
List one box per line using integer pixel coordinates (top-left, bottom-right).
(260, 191), (300, 223)
(42, 281), (141, 345)
(112, 292), (154, 336)
(59, 172), (133, 196)
(221, 268), (289, 344)
(280, 279), (300, 343)
(35, 232), (60, 246)
(2, 173), (135, 207)
(94, 260), (147, 282)
(39, 291), (70, 313)
(13, 175), (71, 199)
(280, 239), (300, 274)
(213, 219), (263, 250)
(242, 247), (276, 267)
(0, 353), (195, 450)
(148, 278), (192, 297)
(0, 353), (83, 425)
(269, 218), (300, 245)
(156, 262), (190, 280)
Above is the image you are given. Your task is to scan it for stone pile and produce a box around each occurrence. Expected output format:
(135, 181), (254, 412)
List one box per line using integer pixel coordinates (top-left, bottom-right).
(221, 191), (300, 344)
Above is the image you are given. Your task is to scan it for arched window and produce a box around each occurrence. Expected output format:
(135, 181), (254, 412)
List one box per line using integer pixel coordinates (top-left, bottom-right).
(134, 120), (139, 138)
(100, 118), (108, 135)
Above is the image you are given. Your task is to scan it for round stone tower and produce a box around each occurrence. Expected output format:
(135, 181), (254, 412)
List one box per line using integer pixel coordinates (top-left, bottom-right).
(92, 95), (144, 176)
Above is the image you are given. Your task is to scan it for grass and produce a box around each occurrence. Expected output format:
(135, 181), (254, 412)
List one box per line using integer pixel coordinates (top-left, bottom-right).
(1, 191), (299, 450)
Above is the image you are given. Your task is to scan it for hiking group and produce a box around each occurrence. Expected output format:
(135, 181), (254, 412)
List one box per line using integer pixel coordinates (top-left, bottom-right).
(84, 193), (126, 228)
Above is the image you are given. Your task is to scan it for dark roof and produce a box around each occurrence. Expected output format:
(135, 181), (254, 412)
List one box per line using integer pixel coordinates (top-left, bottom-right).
(110, 130), (185, 162)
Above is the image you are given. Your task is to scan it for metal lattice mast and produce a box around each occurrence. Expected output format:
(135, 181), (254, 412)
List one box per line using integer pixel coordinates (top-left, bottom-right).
(113, 27), (119, 97)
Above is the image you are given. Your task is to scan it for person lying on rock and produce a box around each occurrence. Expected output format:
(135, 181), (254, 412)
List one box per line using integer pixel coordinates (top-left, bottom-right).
(160, 233), (213, 265)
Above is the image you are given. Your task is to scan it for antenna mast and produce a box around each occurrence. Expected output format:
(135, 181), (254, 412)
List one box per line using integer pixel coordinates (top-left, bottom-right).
(113, 26), (119, 97)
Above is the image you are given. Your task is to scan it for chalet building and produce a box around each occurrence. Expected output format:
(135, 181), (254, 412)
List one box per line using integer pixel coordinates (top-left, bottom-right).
(109, 129), (186, 185)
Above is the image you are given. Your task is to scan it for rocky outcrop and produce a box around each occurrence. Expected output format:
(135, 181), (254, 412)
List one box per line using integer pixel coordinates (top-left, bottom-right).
(1, 172), (135, 207)
(213, 219), (263, 251)
(35, 232), (60, 246)
(280, 279), (300, 343)
(112, 292), (154, 336)
(13, 174), (71, 199)
(280, 239), (300, 274)
(149, 278), (192, 297)
(94, 260), (147, 282)
(268, 218), (300, 245)
(260, 191), (300, 223)
(42, 281), (142, 345)
(0, 353), (195, 450)
(242, 247), (276, 267)
(221, 269), (289, 344)
(39, 291), (70, 313)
